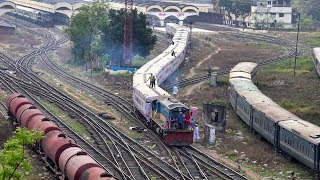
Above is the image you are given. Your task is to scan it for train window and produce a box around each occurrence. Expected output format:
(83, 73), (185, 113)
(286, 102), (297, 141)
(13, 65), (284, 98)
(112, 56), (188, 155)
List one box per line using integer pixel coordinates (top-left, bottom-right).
(299, 144), (301, 152)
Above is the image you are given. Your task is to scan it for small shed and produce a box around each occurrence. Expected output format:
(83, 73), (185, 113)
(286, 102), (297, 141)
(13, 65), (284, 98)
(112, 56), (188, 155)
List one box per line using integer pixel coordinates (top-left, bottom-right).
(0, 21), (15, 34)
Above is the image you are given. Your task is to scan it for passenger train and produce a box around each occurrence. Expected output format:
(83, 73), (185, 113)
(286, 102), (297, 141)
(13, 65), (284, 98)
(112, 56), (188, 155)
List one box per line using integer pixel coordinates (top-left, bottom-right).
(9, 5), (53, 27)
(312, 47), (320, 77)
(132, 23), (193, 146)
(230, 62), (320, 173)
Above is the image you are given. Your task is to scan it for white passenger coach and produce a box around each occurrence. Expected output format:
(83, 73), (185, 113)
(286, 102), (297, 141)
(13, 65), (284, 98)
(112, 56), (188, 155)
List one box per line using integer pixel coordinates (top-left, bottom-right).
(132, 23), (193, 146)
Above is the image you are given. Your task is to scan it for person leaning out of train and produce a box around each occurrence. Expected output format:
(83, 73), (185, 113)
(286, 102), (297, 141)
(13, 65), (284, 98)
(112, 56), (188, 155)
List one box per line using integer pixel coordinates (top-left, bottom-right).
(170, 114), (178, 130)
(177, 112), (185, 130)
(164, 121), (169, 130)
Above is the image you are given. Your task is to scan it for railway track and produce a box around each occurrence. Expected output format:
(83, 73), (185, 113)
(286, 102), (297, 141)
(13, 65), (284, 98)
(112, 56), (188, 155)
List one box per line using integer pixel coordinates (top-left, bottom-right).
(0, 17), (251, 179)
(0, 18), (190, 180)
(34, 26), (249, 179)
(161, 23), (308, 91)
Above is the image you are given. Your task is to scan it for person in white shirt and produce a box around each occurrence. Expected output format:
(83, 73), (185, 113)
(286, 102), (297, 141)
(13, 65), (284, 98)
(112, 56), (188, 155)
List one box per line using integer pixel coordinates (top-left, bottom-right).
(172, 85), (178, 97)
(194, 124), (200, 142)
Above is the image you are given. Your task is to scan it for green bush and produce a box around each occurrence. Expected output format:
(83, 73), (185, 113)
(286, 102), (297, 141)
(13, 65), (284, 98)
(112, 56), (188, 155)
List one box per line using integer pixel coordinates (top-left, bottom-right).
(279, 99), (298, 109)
(131, 55), (148, 68)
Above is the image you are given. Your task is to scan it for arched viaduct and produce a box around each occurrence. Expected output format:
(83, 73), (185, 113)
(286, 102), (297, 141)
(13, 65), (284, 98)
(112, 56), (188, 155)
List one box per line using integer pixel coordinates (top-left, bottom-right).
(0, 0), (199, 26)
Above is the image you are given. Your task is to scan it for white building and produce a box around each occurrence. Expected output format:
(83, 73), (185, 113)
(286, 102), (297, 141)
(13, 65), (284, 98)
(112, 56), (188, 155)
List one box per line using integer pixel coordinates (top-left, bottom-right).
(250, 0), (293, 29)
(222, 0), (293, 29)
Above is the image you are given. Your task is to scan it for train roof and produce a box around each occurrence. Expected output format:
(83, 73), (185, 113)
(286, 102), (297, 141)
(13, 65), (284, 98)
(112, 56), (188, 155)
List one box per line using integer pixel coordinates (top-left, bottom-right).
(229, 72), (252, 80)
(240, 91), (277, 106)
(313, 47), (320, 59)
(279, 119), (320, 144)
(230, 62), (258, 73)
(134, 84), (170, 102)
(230, 78), (260, 92)
(253, 103), (302, 123)
(160, 97), (189, 111)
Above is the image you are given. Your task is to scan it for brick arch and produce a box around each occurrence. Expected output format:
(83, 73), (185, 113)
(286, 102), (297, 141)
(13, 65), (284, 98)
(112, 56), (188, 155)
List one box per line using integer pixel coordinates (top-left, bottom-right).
(182, 6), (199, 13)
(55, 2), (72, 10)
(164, 6), (181, 13)
(0, 2), (16, 9)
(146, 5), (163, 12)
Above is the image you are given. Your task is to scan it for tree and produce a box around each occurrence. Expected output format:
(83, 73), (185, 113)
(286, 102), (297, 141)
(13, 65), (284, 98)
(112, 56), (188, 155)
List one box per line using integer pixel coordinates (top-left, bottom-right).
(0, 128), (43, 180)
(219, 0), (252, 26)
(66, 0), (109, 71)
(101, 9), (157, 66)
(293, 0), (320, 21)
(103, 9), (157, 65)
(67, 3), (157, 68)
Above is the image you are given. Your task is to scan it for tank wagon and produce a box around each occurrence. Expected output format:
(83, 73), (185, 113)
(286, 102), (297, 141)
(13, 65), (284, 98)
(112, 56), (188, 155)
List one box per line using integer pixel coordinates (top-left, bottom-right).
(230, 62), (320, 173)
(132, 23), (193, 146)
(6, 94), (115, 180)
(312, 47), (320, 77)
(10, 5), (53, 26)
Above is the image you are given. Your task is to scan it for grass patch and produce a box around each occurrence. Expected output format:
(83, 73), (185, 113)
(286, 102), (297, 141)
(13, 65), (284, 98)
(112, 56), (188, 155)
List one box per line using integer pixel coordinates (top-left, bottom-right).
(278, 99), (320, 126)
(246, 41), (285, 52)
(264, 56), (314, 73)
(306, 33), (320, 47)
(114, 71), (133, 77)
(37, 98), (91, 139)
(217, 75), (229, 85)
(225, 150), (238, 160)
(132, 60), (148, 68)
(0, 93), (7, 102)
(246, 162), (313, 179)
(279, 99), (299, 109)
(209, 99), (230, 108)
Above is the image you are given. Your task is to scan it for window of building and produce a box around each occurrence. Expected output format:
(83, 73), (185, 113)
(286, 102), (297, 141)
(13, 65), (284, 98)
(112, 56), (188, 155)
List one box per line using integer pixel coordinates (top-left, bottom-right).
(279, 13), (284, 17)
(268, 1), (271, 5)
(273, 1), (277, 5)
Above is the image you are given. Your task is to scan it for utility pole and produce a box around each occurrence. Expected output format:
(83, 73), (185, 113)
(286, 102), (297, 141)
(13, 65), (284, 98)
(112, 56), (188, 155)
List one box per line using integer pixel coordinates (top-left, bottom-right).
(189, 21), (192, 50)
(274, 20), (277, 35)
(293, 13), (300, 77)
(123, 0), (133, 67)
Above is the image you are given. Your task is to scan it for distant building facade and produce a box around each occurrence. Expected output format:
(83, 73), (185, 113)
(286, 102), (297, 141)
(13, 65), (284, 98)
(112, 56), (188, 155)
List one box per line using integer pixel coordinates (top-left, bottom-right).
(251, 0), (292, 29)
(0, 21), (15, 34)
(222, 0), (293, 29)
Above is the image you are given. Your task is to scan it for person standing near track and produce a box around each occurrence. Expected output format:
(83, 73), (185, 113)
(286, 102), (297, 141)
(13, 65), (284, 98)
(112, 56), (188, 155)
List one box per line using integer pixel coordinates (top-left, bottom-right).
(173, 85), (178, 97)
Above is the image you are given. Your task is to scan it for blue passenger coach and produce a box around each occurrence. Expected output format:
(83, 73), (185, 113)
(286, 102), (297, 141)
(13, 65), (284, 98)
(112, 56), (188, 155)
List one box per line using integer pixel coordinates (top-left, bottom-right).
(229, 62), (320, 173)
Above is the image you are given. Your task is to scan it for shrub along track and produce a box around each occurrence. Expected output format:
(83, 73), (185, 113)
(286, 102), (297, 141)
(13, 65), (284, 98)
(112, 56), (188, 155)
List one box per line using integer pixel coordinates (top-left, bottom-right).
(161, 23), (308, 91)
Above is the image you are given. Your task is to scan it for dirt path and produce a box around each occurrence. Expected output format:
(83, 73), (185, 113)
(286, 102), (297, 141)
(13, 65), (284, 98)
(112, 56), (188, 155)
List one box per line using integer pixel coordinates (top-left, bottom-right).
(184, 43), (221, 96)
